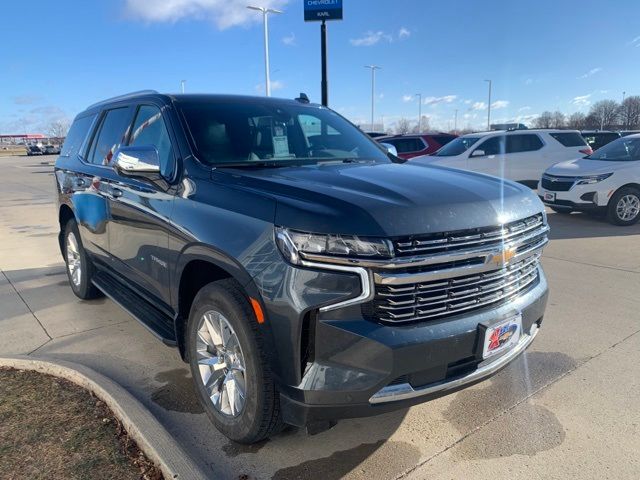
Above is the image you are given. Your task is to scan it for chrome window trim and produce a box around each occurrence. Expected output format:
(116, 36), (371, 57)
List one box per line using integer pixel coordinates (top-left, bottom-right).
(369, 323), (539, 404)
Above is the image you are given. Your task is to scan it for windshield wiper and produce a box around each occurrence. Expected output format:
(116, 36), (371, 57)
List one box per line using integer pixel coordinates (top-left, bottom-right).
(213, 161), (291, 168)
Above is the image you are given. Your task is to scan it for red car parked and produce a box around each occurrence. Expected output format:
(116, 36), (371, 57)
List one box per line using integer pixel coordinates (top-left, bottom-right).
(377, 133), (458, 160)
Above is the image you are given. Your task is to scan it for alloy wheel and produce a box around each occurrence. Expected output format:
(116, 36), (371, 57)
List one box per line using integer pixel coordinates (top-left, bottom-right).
(616, 194), (640, 221)
(195, 310), (247, 417)
(66, 232), (82, 287)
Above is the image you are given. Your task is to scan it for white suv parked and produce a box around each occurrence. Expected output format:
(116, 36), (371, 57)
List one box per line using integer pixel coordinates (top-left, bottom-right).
(539, 134), (640, 225)
(413, 129), (592, 188)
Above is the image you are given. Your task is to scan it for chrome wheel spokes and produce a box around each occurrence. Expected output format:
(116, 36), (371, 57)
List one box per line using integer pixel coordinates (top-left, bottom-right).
(616, 194), (640, 221)
(66, 232), (82, 287)
(196, 310), (247, 417)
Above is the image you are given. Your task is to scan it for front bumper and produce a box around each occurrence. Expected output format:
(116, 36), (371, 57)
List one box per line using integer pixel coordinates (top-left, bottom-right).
(538, 178), (617, 211)
(277, 267), (548, 426)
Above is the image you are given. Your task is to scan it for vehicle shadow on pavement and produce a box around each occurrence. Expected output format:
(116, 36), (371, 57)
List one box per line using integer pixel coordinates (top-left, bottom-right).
(546, 211), (640, 240)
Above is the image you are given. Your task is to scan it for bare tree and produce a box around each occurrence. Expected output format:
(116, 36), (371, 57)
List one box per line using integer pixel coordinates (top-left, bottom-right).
(567, 112), (587, 129)
(395, 118), (411, 134)
(47, 119), (70, 139)
(588, 100), (620, 130)
(533, 111), (553, 129)
(550, 111), (565, 129)
(619, 96), (640, 129)
(411, 115), (430, 133)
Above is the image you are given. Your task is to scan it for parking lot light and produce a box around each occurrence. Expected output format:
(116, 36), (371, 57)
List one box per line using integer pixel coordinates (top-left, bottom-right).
(247, 5), (283, 97)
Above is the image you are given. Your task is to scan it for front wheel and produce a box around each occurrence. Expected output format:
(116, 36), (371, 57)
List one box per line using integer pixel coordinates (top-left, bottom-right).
(607, 187), (640, 226)
(186, 279), (282, 444)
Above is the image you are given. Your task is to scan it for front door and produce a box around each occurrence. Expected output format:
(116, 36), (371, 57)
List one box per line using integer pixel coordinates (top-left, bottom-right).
(107, 104), (177, 308)
(467, 135), (507, 179)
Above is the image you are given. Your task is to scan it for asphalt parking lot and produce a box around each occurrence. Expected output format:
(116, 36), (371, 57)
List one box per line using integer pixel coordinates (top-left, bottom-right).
(1, 153), (639, 480)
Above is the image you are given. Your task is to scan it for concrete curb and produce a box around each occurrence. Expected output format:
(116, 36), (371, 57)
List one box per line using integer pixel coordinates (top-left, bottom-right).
(0, 355), (209, 480)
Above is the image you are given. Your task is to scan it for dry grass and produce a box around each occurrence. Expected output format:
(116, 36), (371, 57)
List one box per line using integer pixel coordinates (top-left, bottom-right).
(0, 367), (163, 480)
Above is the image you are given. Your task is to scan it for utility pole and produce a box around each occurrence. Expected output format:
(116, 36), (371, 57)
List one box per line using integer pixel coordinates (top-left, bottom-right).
(247, 6), (282, 97)
(454, 109), (458, 133)
(484, 79), (492, 130)
(415, 93), (422, 132)
(365, 65), (381, 129)
(180, 80), (186, 94)
(623, 91), (626, 103)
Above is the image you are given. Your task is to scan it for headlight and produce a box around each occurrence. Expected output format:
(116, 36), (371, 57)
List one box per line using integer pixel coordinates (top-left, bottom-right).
(275, 227), (393, 265)
(576, 173), (613, 185)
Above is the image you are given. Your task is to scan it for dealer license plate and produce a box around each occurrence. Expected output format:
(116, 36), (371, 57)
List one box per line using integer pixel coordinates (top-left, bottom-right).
(482, 314), (522, 359)
(543, 192), (556, 202)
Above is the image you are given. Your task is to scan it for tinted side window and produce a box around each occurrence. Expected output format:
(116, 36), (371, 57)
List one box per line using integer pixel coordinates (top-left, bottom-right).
(61, 114), (96, 157)
(386, 138), (424, 153)
(88, 108), (131, 166)
(432, 135), (456, 146)
(476, 136), (505, 156)
(506, 134), (543, 153)
(549, 132), (587, 147)
(129, 105), (174, 178)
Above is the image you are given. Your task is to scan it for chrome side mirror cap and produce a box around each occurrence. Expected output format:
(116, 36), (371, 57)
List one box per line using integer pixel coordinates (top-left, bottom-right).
(380, 142), (398, 157)
(113, 146), (160, 177)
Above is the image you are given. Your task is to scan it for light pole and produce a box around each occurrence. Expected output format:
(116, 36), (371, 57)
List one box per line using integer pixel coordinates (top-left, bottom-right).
(415, 93), (422, 132)
(454, 109), (458, 133)
(180, 80), (186, 93)
(365, 65), (381, 129)
(484, 79), (492, 130)
(247, 5), (282, 97)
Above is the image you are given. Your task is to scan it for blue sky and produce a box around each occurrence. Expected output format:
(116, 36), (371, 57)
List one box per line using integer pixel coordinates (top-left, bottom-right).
(2, 0), (640, 134)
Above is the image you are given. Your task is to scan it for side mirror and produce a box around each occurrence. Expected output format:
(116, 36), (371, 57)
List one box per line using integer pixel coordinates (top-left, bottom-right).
(379, 142), (398, 157)
(470, 149), (485, 157)
(113, 146), (160, 178)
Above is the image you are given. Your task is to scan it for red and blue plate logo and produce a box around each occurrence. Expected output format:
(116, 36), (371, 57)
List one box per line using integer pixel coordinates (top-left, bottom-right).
(487, 323), (519, 352)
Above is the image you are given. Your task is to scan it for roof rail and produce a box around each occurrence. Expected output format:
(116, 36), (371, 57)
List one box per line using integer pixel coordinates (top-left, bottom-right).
(86, 90), (159, 110)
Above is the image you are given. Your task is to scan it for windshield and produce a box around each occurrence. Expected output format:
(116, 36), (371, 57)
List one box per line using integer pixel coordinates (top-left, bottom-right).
(179, 100), (390, 166)
(434, 136), (482, 156)
(586, 137), (640, 162)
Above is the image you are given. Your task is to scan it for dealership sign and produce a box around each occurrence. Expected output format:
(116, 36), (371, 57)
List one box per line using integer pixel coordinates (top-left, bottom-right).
(304, 0), (343, 21)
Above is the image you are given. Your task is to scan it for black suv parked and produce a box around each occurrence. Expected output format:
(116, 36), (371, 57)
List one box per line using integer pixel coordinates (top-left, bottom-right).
(55, 91), (549, 443)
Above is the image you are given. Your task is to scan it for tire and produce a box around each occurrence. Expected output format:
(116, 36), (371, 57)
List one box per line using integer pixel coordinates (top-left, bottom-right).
(186, 279), (282, 444)
(550, 207), (572, 214)
(607, 187), (640, 226)
(63, 219), (102, 299)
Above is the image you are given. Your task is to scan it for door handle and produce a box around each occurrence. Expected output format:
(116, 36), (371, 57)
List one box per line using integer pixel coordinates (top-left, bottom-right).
(74, 177), (87, 188)
(110, 187), (123, 199)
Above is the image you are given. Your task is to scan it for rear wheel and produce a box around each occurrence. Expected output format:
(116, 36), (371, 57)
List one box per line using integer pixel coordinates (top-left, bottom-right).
(607, 187), (640, 226)
(186, 279), (282, 443)
(63, 219), (102, 299)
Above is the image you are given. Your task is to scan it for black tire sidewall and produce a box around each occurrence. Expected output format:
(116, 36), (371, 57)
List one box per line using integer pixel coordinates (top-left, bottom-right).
(63, 219), (97, 299)
(186, 280), (274, 443)
(607, 188), (640, 226)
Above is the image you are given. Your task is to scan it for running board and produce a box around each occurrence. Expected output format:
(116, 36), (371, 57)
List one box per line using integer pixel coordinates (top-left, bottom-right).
(92, 271), (177, 346)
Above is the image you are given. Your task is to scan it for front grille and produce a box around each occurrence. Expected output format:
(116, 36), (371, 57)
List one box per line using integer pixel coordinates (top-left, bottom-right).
(373, 254), (541, 324)
(393, 214), (544, 256)
(541, 175), (575, 192)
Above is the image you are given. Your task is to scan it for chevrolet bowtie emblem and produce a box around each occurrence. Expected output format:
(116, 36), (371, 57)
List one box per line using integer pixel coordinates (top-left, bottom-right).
(487, 248), (516, 267)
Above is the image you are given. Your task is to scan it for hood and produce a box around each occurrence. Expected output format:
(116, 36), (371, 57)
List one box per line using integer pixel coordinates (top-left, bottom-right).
(546, 157), (631, 176)
(211, 162), (543, 237)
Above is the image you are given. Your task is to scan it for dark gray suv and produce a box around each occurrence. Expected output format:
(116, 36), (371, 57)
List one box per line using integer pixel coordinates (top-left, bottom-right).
(55, 91), (549, 443)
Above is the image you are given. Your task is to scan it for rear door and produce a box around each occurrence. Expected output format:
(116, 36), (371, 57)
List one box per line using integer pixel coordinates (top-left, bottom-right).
(504, 133), (545, 183)
(384, 137), (427, 159)
(106, 103), (177, 307)
(73, 107), (134, 264)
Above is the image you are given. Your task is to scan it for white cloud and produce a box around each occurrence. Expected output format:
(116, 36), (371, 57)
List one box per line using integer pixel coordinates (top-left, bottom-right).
(491, 100), (509, 110)
(524, 78), (533, 85)
(518, 106), (531, 112)
(350, 31), (393, 47)
(282, 32), (296, 46)
(578, 67), (602, 79)
(254, 80), (284, 93)
(471, 101), (487, 111)
(572, 94), (592, 107)
(402, 94), (414, 102)
(13, 95), (43, 105)
(628, 35), (640, 47)
(424, 95), (457, 106)
(124, 0), (288, 30)
(463, 99), (472, 105)
(398, 27), (411, 39)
